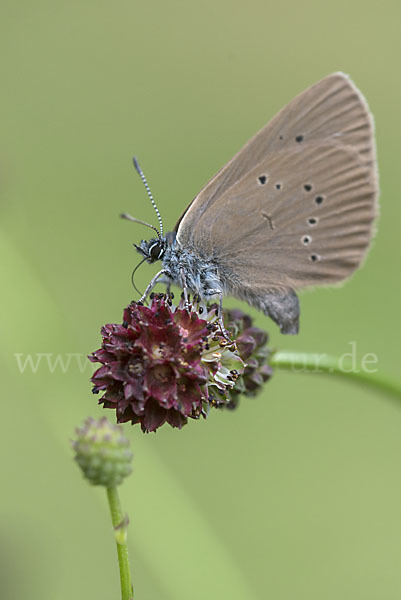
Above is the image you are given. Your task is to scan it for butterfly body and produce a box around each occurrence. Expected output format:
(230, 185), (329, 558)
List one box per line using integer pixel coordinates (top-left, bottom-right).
(136, 233), (225, 299)
(130, 72), (378, 335)
(137, 232), (301, 333)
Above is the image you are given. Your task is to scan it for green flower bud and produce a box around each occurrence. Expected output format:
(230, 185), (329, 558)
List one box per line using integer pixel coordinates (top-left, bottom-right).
(72, 417), (133, 487)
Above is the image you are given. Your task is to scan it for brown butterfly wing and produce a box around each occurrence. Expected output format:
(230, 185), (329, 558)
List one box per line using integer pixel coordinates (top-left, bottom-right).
(176, 72), (377, 235)
(185, 142), (376, 286)
(175, 73), (378, 333)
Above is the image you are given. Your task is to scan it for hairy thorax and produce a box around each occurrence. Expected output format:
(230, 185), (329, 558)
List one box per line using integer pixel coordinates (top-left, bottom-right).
(162, 241), (224, 299)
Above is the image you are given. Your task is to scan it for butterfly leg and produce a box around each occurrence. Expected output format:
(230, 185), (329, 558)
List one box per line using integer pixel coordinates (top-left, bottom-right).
(204, 289), (231, 340)
(179, 268), (191, 310)
(139, 269), (169, 303)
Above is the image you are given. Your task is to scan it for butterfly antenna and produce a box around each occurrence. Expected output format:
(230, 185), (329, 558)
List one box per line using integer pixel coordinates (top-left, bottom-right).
(133, 157), (164, 237)
(120, 212), (162, 240)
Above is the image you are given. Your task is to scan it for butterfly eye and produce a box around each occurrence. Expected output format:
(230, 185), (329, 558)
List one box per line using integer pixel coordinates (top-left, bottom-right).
(304, 184), (312, 191)
(258, 175), (268, 185)
(149, 242), (163, 260)
(302, 235), (312, 245)
(308, 217), (318, 226)
(315, 195), (324, 205)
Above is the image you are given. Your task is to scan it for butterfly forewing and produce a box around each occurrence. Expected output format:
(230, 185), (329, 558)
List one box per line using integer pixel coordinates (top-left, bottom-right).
(176, 72), (377, 245)
(189, 142), (376, 290)
(176, 72), (378, 293)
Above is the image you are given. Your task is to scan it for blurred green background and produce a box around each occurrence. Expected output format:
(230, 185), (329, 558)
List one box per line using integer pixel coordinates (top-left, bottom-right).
(1, 0), (401, 598)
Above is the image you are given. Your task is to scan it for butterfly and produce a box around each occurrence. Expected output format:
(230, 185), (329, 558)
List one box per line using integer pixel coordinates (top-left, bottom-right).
(122, 72), (378, 335)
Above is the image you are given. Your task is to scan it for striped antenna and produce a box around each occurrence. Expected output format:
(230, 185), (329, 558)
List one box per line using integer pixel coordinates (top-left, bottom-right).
(133, 157), (164, 237)
(120, 212), (162, 240)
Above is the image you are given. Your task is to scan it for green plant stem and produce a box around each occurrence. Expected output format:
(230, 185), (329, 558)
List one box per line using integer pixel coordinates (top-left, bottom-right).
(106, 486), (133, 600)
(270, 351), (401, 402)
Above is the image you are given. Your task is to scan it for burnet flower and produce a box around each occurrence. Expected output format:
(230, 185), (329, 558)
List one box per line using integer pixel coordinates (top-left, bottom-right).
(224, 309), (273, 408)
(90, 294), (272, 432)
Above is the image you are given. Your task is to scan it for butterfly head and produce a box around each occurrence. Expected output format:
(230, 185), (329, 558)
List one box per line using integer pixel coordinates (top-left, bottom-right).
(135, 237), (166, 263)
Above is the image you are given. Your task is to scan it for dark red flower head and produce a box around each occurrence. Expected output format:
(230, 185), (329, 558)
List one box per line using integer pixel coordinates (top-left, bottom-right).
(90, 294), (272, 432)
